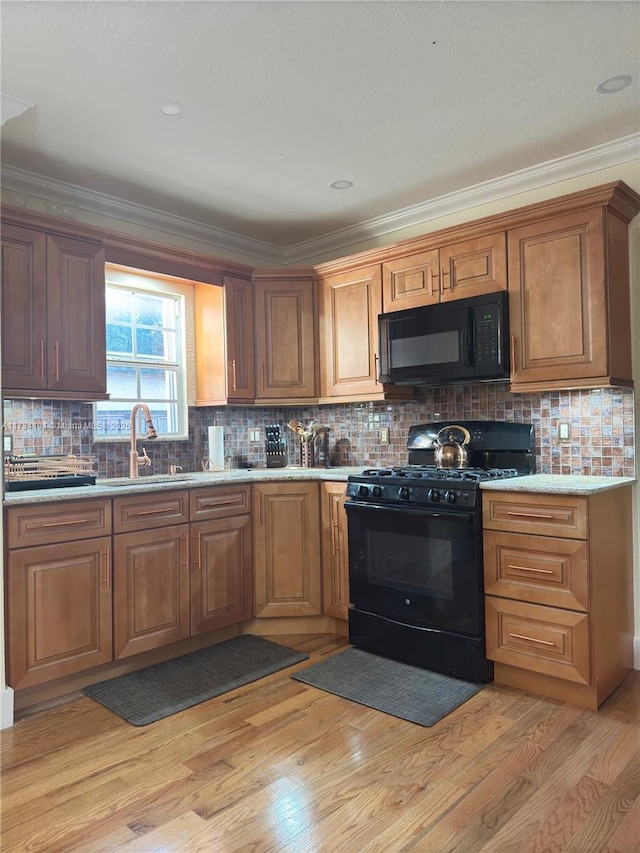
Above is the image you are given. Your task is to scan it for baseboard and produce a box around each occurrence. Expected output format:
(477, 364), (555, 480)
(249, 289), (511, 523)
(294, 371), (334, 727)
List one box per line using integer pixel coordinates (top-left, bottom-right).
(634, 634), (640, 670)
(0, 685), (15, 729)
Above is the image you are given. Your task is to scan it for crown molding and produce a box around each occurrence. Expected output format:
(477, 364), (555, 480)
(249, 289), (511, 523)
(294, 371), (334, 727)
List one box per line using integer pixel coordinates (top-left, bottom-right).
(284, 133), (640, 264)
(0, 166), (283, 264)
(2, 133), (638, 266)
(1, 93), (34, 126)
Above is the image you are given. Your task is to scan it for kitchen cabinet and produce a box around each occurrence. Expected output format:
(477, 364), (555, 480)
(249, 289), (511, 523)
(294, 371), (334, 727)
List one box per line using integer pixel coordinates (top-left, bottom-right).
(113, 491), (190, 658)
(507, 203), (634, 392)
(4, 500), (113, 689)
(190, 485), (253, 633)
(318, 264), (412, 402)
(382, 232), (507, 312)
(320, 482), (350, 621)
(195, 275), (255, 405)
(483, 487), (634, 709)
(1, 222), (107, 399)
(253, 482), (322, 618)
(253, 272), (317, 402)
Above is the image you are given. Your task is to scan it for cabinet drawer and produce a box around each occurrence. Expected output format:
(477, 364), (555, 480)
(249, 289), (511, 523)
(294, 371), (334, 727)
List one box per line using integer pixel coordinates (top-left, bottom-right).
(190, 485), (251, 521)
(485, 596), (590, 685)
(483, 530), (589, 611)
(6, 500), (111, 548)
(113, 490), (189, 533)
(483, 492), (587, 539)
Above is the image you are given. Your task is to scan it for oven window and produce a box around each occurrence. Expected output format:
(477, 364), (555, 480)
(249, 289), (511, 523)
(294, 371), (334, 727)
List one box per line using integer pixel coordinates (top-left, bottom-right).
(367, 529), (453, 599)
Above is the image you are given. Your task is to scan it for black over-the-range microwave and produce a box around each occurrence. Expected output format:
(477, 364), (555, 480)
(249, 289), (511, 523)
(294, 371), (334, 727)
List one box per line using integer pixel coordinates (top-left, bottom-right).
(378, 291), (509, 386)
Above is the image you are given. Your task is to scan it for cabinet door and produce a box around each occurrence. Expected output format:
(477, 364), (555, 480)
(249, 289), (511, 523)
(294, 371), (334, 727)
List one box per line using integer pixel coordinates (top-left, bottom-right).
(253, 482), (321, 618)
(7, 537), (112, 689)
(195, 278), (255, 405)
(382, 249), (440, 312)
(113, 524), (190, 658)
(46, 234), (107, 396)
(508, 209), (608, 390)
(254, 277), (316, 400)
(191, 515), (253, 634)
(224, 276), (255, 402)
(321, 482), (350, 620)
(440, 232), (507, 301)
(1, 224), (48, 393)
(319, 265), (382, 398)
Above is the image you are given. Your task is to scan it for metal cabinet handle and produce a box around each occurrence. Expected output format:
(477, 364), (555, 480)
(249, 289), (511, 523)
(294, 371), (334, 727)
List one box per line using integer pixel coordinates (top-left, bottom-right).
(39, 339), (45, 382)
(131, 507), (174, 516)
(509, 632), (555, 647)
(510, 335), (516, 373)
(181, 533), (189, 572)
(508, 564), (553, 575)
(192, 532), (200, 570)
(231, 359), (237, 391)
(505, 511), (555, 520)
(54, 340), (60, 381)
(41, 518), (91, 527)
(103, 546), (111, 588)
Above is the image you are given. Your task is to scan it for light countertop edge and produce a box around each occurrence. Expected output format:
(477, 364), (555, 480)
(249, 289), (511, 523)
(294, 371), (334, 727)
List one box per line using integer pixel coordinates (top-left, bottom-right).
(3, 467), (364, 505)
(479, 474), (637, 495)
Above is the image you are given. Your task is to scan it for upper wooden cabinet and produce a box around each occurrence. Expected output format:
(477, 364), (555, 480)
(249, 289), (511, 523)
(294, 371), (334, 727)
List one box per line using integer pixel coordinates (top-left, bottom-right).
(253, 272), (317, 402)
(318, 264), (412, 402)
(382, 232), (507, 312)
(195, 275), (255, 405)
(508, 201), (636, 393)
(1, 223), (107, 400)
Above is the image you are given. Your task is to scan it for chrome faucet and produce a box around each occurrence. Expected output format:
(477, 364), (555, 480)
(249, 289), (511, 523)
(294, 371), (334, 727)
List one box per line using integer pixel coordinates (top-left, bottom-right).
(129, 402), (158, 478)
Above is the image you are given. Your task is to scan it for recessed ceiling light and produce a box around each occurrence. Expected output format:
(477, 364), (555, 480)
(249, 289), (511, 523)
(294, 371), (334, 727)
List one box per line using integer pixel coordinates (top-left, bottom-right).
(595, 75), (632, 94)
(330, 180), (353, 190)
(159, 102), (185, 118)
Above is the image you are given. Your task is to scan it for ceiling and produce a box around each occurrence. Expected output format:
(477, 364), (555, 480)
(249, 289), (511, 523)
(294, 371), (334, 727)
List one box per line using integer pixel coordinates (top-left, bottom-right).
(1, 0), (639, 261)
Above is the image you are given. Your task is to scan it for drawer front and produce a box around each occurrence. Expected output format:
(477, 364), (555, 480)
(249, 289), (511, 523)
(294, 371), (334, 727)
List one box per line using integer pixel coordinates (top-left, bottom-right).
(113, 490), (189, 533)
(483, 492), (587, 539)
(485, 596), (590, 685)
(483, 530), (589, 611)
(6, 500), (112, 548)
(190, 485), (251, 521)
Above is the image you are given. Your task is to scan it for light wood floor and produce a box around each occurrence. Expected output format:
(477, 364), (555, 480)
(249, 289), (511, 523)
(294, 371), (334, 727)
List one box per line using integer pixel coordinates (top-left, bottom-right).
(1, 634), (639, 852)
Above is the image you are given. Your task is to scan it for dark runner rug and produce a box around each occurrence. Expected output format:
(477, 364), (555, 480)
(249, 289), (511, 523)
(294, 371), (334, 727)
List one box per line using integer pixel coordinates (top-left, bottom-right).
(292, 647), (483, 726)
(83, 635), (309, 726)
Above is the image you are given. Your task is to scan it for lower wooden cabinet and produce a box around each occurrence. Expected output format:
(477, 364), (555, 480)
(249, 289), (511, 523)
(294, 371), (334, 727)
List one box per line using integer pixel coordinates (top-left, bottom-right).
(483, 486), (634, 709)
(6, 536), (113, 689)
(253, 482), (322, 617)
(191, 514), (253, 634)
(320, 482), (350, 620)
(113, 523), (191, 658)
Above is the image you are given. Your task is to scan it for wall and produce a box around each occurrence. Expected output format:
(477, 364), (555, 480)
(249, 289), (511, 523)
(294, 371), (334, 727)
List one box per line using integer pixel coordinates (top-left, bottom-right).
(4, 384), (635, 478)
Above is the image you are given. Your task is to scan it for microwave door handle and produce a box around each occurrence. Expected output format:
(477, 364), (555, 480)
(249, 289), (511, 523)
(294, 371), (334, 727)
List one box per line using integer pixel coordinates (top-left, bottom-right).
(464, 308), (474, 366)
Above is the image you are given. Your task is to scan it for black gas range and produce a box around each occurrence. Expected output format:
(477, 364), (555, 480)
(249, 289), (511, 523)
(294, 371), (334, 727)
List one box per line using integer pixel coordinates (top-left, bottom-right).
(345, 420), (535, 683)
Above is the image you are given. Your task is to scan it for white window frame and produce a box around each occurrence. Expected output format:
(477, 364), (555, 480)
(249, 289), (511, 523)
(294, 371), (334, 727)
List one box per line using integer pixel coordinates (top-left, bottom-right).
(94, 265), (189, 442)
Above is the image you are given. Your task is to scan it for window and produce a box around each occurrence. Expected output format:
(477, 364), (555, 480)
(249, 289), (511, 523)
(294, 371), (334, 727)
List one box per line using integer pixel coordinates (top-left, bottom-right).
(95, 266), (188, 440)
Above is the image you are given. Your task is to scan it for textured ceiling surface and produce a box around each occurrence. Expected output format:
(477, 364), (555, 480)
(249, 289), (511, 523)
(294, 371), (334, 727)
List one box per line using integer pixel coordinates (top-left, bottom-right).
(1, 0), (639, 248)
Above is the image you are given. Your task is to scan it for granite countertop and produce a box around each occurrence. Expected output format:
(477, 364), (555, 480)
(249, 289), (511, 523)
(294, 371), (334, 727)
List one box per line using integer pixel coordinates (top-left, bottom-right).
(2, 466), (364, 505)
(479, 473), (637, 495)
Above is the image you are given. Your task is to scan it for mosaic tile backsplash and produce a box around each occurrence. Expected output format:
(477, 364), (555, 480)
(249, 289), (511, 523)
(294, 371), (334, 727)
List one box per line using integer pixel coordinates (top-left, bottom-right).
(3, 383), (636, 480)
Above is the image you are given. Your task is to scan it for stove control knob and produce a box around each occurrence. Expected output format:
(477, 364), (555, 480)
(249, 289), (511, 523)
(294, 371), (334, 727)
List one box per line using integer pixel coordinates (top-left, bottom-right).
(399, 486), (411, 500)
(372, 485), (383, 498)
(358, 485), (370, 497)
(428, 488), (440, 502)
(444, 490), (457, 504)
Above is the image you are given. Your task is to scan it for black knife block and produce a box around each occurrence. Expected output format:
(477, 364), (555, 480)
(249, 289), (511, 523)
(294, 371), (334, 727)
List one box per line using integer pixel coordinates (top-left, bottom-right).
(265, 424), (287, 468)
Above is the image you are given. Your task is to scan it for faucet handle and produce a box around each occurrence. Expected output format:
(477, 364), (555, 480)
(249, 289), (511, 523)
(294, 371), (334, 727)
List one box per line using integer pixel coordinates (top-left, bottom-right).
(169, 464), (183, 475)
(139, 447), (151, 467)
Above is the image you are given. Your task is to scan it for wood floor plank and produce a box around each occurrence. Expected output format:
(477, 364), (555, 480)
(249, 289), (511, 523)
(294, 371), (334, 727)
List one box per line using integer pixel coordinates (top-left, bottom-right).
(1, 634), (638, 853)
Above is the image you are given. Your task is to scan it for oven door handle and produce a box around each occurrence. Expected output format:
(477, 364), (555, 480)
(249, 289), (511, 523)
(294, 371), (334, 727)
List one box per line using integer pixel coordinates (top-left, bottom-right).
(346, 501), (475, 523)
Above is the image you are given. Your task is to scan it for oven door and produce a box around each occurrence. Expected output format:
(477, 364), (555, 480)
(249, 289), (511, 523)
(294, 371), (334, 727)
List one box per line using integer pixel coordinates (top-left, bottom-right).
(346, 500), (483, 637)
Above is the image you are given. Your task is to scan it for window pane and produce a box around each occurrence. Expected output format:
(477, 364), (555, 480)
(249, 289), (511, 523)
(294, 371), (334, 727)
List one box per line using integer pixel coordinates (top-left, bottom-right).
(136, 327), (174, 360)
(106, 324), (133, 356)
(106, 364), (138, 398)
(105, 289), (133, 324)
(135, 293), (167, 328)
(147, 403), (178, 434)
(94, 404), (133, 437)
(140, 367), (177, 400)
